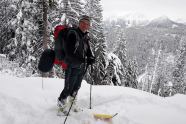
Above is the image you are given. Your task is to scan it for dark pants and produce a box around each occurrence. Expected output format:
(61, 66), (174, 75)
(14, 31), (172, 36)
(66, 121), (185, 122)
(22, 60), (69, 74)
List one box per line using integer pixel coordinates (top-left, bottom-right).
(59, 64), (85, 100)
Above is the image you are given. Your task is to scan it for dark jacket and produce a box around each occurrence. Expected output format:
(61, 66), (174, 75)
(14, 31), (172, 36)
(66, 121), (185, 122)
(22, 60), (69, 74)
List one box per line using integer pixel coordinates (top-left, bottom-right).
(64, 27), (93, 68)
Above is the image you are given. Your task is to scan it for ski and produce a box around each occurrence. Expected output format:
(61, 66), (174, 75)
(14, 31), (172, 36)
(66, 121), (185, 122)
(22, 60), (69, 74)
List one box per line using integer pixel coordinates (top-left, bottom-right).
(81, 122), (90, 124)
(93, 113), (118, 120)
(81, 113), (118, 124)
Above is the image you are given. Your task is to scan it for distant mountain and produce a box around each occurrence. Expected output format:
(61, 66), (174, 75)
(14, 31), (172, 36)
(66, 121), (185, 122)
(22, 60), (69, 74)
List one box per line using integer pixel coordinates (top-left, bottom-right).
(103, 14), (186, 30)
(103, 13), (150, 30)
(176, 19), (186, 25)
(147, 15), (185, 28)
(122, 13), (150, 27)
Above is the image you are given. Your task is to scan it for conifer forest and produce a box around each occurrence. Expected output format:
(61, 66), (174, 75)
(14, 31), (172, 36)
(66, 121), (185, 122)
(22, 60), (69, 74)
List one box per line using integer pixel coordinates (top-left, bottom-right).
(1, 0), (186, 97)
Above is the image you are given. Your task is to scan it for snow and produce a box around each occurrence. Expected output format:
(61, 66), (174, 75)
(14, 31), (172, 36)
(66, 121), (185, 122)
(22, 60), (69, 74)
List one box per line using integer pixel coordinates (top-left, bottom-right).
(167, 81), (173, 87)
(0, 54), (6, 58)
(0, 74), (186, 124)
(172, 24), (178, 28)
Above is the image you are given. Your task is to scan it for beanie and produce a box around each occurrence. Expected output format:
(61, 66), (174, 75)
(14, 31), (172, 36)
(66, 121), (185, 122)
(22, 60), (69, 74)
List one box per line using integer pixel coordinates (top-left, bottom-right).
(79, 15), (91, 23)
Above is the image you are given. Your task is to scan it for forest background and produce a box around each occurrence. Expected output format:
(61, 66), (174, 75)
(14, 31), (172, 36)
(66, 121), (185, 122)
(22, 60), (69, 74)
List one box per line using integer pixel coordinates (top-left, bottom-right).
(1, 0), (186, 97)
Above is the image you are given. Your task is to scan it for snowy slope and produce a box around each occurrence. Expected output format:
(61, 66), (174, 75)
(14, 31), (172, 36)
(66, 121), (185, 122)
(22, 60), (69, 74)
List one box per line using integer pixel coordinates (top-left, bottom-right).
(0, 74), (186, 124)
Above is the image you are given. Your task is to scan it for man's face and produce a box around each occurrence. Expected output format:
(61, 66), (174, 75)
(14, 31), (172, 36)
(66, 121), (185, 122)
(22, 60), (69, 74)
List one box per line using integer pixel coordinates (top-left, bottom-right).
(79, 20), (90, 33)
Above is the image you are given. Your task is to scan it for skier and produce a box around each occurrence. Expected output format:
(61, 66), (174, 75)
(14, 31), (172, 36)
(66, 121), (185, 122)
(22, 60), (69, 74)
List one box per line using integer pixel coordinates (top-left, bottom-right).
(57, 15), (95, 115)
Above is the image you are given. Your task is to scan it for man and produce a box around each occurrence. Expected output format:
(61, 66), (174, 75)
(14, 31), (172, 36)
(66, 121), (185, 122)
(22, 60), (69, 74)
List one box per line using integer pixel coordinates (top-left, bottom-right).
(57, 15), (95, 115)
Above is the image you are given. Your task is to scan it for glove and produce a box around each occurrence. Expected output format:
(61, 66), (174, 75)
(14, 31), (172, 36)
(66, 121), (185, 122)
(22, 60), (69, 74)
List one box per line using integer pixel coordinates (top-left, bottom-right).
(87, 56), (95, 65)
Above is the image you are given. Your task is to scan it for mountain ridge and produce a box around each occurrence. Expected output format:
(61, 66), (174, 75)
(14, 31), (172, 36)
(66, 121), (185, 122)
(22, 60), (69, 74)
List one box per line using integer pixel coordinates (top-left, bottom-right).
(103, 13), (186, 29)
(147, 15), (185, 28)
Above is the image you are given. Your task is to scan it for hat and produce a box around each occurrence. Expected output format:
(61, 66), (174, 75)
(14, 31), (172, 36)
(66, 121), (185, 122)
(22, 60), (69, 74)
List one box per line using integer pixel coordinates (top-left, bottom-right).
(79, 15), (91, 23)
(38, 49), (55, 72)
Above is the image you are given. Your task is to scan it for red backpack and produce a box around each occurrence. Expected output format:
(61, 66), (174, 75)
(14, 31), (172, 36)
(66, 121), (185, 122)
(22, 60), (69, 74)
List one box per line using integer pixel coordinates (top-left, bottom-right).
(54, 25), (78, 68)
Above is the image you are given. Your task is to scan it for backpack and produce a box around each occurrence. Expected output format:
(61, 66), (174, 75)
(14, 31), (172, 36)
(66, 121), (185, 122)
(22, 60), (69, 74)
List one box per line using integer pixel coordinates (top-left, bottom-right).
(38, 49), (55, 72)
(54, 25), (78, 68)
(38, 25), (79, 72)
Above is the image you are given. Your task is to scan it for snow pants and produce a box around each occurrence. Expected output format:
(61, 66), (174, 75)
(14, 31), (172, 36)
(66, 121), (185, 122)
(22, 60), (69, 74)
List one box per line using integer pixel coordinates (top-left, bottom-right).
(59, 64), (85, 100)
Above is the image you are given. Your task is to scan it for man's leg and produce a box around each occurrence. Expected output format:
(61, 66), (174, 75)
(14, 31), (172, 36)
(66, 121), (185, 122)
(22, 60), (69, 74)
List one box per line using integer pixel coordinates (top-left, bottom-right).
(57, 68), (80, 115)
(70, 65), (85, 96)
(69, 66), (85, 112)
(59, 68), (80, 100)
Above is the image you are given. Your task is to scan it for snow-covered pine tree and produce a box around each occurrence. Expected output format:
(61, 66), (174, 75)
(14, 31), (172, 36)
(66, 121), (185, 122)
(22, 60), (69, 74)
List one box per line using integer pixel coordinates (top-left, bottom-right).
(58, 0), (84, 26)
(107, 53), (122, 86)
(148, 48), (162, 93)
(172, 37), (186, 95)
(96, 31), (107, 85)
(113, 30), (128, 86)
(138, 63), (152, 91)
(124, 59), (138, 89)
(0, 0), (17, 55)
(153, 51), (172, 96)
(105, 59), (114, 85)
(146, 47), (172, 96)
(69, 0), (84, 20)
(125, 60), (132, 87)
(131, 57), (138, 89)
(84, 0), (107, 85)
(5, 0), (45, 77)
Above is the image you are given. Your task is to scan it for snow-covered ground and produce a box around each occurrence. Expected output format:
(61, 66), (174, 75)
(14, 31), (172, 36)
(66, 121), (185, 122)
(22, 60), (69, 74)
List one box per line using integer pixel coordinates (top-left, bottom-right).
(0, 74), (186, 124)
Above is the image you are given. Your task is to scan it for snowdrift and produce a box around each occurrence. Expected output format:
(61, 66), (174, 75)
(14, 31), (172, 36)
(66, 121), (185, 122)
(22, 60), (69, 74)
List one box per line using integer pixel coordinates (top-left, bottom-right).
(0, 74), (186, 124)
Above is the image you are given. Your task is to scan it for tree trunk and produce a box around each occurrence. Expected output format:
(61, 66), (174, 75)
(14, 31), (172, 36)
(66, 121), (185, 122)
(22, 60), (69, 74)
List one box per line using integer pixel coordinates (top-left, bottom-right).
(42, 0), (48, 77)
(43, 1), (48, 50)
(157, 78), (160, 95)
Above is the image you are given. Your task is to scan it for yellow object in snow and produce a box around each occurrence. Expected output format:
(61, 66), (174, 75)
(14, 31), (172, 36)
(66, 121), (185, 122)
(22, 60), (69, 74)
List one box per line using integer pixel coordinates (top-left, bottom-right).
(93, 113), (118, 119)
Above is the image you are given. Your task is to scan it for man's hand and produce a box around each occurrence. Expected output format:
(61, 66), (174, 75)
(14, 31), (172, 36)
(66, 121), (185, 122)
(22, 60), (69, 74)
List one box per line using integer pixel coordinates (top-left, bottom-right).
(87, 57), (95, 65)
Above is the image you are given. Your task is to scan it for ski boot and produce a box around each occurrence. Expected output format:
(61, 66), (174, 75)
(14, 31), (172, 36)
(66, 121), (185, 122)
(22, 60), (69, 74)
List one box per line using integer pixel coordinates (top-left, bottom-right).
(69, 96), (81, 112)
(57, 98), (68, 116)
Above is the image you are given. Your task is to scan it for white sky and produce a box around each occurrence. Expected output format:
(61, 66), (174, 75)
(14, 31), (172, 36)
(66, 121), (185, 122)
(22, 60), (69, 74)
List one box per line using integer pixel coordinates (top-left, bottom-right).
(100, 0), (186, 21)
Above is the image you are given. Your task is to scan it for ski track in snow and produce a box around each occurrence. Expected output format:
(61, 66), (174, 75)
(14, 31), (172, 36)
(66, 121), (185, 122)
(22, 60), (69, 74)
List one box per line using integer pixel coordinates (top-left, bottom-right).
(0, 75), (186, 124)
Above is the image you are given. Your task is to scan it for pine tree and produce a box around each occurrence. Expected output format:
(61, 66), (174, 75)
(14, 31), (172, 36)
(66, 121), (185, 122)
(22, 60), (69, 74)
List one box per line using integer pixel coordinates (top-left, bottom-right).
(146, 47), (171, 96)
(131, 57), (138, 89)
(113, 30), (128, 86)
(124, 59), (138, 88)
(106, 60), (114, 85)
(4, 0), (46, 76)
(107, 53), (122, 86)
(138, 63), (152, 91)
(84, 0), (107, 85)
(154, 51), (169, 96)
(0, 0), (17, 55)
(58, 0), (84, 26)
(172, 37), (186, 95)
(125, 60), (132, 87)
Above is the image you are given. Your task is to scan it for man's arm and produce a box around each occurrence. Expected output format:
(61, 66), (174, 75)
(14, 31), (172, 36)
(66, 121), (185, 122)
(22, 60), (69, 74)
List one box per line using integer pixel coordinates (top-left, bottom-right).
(86, 43), (94, 57)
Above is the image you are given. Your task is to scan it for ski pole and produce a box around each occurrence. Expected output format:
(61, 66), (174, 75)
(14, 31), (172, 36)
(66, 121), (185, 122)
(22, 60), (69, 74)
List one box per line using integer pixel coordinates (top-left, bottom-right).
(84, 63), (89, 75)
(42, 77), (44, 90)
(64, 95), (77, 124)
(90, 65), (93, 109)
(90, 81), (92, 109)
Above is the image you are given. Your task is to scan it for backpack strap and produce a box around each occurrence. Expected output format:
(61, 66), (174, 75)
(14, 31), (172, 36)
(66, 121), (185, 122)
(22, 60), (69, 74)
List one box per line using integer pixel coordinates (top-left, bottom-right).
(68, 30), (80, 53)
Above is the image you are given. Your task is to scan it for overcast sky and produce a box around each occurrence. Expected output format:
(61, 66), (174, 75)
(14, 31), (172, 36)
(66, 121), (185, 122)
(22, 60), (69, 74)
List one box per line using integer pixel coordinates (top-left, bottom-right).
(100, 0), (186, 21)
